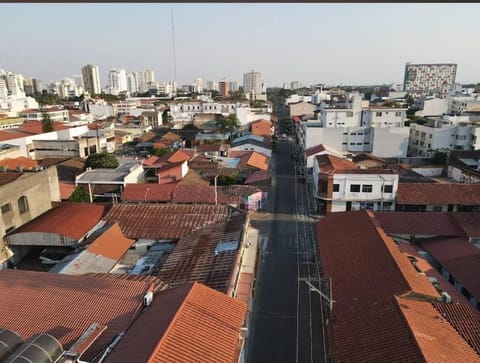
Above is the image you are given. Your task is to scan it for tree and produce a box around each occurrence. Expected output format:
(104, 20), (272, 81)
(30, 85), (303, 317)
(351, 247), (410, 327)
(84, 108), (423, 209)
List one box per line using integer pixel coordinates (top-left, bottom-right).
(69, 186), (91, 202)
(152, 147), (171, 156)
(215, 114), (240, 133)
(85, 152), (119, 169)
(41, 111), (54, 133)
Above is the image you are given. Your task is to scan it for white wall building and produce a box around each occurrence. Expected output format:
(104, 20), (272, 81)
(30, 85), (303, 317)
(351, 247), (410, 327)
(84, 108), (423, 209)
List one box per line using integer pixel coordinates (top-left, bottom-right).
(414, 98), (449, 117)
(312, 154), (399, 213)
(448, 95), (480, 116)
(107, 69), (127, 95)
(138, 70), (155, 92)
(408, 117), (480, 157)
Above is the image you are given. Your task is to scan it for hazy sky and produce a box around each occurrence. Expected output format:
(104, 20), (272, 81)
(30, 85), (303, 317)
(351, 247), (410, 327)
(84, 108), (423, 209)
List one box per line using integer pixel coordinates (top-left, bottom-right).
(2, 3), (479, 87)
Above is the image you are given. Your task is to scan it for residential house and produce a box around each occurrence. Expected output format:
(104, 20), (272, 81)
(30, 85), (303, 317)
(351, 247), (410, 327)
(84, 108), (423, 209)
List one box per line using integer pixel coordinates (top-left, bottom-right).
(75, 158), (144, 201)
(4, 202), (106, 265)
(312, 154), (398, 213)
(0, 166), (61, 267)
(0, 270), (247, 363)
(142, 149), (195, 183)
(396, 183), (480, 212)
(318, 210), (480, 362)
(408, 116), (480, 157)
(250, 118), (273, 137)
(231, 137), (272, 158)
(18, 107), (69, 123)
(288, 101), (316, 119)
(448, 150), (480, 183)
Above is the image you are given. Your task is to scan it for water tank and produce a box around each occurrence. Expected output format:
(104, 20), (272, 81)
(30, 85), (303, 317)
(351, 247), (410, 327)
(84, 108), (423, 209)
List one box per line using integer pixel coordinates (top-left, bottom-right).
(0, 329), (24, 361)
(5, 333), (63, 363)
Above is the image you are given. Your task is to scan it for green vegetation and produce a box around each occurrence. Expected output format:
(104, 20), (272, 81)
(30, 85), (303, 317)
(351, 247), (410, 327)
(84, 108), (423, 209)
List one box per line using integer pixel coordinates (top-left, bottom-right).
(215, 114), (240, 133)
(41, 111), (54, 133)
(85, 152), (119, 169)
(35, 93), (61, 105)
(215, 173), (245, 185)
(68, 186), (91, 202)
(152, 147), (171, 157)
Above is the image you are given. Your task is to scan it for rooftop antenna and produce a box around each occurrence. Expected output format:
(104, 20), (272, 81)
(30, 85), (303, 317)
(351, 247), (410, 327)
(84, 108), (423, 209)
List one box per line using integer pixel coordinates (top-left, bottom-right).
(170, 6), (177, 83)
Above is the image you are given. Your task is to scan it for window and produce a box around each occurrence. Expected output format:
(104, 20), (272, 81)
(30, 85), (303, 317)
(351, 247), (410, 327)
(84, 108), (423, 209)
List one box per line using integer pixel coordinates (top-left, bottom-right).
(432, 206), (443, 212)
(376, 112), (382, 117)
(350, 184), (361, 192)
(346, 111), (353, 117)
(18, 196), (29, 214)
(1, 203), (11, 214)
(382, 185), (393, 193)
(332, 184), (340, 192)
(362, 184), (373, 193)
(395, 111), (402, 117)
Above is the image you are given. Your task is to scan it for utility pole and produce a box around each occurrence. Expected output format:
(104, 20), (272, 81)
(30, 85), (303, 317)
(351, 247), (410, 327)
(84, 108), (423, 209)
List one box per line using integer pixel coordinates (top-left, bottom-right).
(214, 174), (219, 205)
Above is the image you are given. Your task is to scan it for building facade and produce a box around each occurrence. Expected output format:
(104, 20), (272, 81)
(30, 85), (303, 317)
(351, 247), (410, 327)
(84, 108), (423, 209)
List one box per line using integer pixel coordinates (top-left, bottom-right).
(107, 69), (127, 95)
(403, 63), (457, 98)
(81, 64), (101, 95)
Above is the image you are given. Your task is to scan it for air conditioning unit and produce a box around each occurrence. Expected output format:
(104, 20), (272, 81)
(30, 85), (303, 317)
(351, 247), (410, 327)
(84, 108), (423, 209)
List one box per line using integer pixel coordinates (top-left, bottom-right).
(441, 291), (452, 304)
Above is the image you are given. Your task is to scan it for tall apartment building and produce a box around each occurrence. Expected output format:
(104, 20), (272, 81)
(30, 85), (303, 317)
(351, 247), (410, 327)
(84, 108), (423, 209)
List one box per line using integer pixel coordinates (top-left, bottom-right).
(107, 68), (127, 95)
(218, 79), (229, 98)
(81, 64), (101, 95)
(194, 78), (203, 93)
(5, 72), (25, 97)
(229, 81), (239, 93)
(126, 73), (138, 94)
(243, 70), (263, 96)
(138, 69), (155, 92)
(403, 63), (457, 98)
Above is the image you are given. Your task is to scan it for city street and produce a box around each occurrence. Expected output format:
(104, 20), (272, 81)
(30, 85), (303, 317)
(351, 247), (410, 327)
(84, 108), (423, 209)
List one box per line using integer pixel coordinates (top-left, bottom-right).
(247, 139), (326, 363)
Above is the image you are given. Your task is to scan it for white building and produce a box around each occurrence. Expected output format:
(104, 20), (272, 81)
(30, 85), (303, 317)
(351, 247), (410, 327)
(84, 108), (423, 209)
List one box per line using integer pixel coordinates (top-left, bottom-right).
(138, 70), (155, 92)
(243, 70), (266, 101)
(127, 73), (138, 95)
(194, 78), (204, 93)
(312, 154), (398, 213)
(107, 69), (127, 95)
(18, 107), (69, 123)
(408, 116), (480, 157)
(414, 98), (448, 117)
(82, 64), (101, 95)
(5, 72), (25, 98)
(295, 93), (409, 158)
(448, 95), (480, 116)
(207, 80), (218, 92)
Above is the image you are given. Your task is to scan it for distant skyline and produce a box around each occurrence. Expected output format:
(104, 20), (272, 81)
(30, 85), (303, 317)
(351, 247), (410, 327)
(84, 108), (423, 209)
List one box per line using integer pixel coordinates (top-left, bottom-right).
(1, 3), (479, 88)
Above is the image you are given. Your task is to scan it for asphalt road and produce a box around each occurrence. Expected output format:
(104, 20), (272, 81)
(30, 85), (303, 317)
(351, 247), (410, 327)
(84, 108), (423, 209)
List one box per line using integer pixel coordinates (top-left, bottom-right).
(247, 140), (326, 363)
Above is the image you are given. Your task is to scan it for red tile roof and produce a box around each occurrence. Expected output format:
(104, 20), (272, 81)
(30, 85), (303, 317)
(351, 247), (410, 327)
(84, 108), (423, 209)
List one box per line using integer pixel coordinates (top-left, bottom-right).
(374, 212), (466, 237)
(122, 183), (176, 202)
(105, 282), (247, 363)
(197, 142), (224, 152)
(397, 183), (480, 205)
(421, 237), (480, 300)
(315, 154), (357, 174)
(318, 211), (441, 362)
(18, 121), (70, 134)
(0, 129), (31, 142)
(244, 170), (270, 184)
(102, 204), (231, 240)
(396, 297), (480, 362)
(59, 181), (75, 200)
(0, 171), (21, 186)
(168, 149), (194, 163)
(86, 222), (134, 260)
(0, 156), (38, 171)
(6, 203), (106, 242)
(172, 184), (237, 204)
(246, 151), (269, 171)
(251, 119), (272, 137)
(305, 144), (326, 157)
(0, 269), (155, 361)
(454, 213), (480, 238)
(432, 301), (480, 355)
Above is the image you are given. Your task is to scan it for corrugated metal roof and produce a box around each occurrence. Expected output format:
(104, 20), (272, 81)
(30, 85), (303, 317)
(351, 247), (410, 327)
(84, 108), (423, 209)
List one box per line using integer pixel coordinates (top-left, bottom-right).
(157, 212), (246, 292)
(105, 282), (247, 363)
(102, 204), (232, 240)
(0, 269), (154, 362)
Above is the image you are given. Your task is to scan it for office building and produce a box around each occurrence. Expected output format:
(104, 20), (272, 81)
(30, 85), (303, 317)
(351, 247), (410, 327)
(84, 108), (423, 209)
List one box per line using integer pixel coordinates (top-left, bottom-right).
(403, 63), (457, 98)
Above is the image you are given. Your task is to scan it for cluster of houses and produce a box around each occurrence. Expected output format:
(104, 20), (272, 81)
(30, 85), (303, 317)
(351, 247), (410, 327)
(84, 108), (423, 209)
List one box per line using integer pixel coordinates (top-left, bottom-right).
(0, 96), (277, 362)
(1, 82), (479, 361)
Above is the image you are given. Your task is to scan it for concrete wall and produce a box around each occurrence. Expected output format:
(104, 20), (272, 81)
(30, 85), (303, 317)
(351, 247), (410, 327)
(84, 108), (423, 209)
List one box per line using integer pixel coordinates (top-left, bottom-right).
(372, 127), (409, 157)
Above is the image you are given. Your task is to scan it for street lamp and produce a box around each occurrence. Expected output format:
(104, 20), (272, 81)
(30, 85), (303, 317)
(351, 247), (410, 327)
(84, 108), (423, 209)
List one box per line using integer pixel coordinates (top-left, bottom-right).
(214, 174), (219, 205)
(378, 175), (386, 211)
